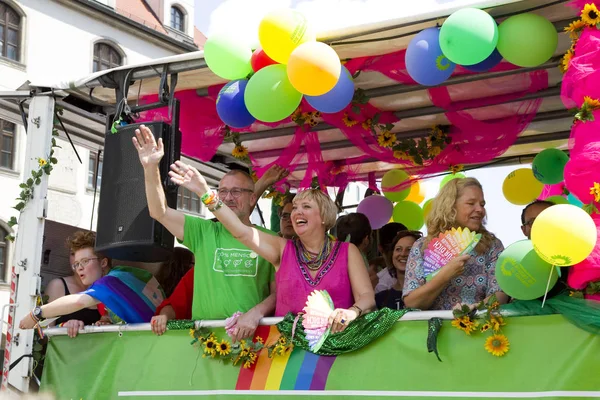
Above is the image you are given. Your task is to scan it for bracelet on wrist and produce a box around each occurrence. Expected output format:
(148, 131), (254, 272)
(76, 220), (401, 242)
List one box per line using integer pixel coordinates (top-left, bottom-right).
(350, 305), (363, 317)
(201, 191), (217, 206)
(208, 199), (224, 212)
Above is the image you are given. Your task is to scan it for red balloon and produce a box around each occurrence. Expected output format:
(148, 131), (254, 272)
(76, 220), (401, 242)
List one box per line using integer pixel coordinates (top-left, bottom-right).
(251, 47), (277, 72)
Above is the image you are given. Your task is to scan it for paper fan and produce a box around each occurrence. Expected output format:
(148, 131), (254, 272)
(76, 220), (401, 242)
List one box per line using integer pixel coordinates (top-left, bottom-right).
(302, 290), (335, 352)
(422, 227), (481, 281)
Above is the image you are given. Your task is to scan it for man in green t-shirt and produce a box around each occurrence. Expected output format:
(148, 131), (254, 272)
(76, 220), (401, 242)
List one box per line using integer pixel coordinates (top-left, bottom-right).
(133, 125), (285, 342)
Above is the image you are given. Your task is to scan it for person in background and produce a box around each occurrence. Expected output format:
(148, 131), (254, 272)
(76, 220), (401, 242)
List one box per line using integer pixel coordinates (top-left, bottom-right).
(44, 232), (102, 330)
(134, 125), (285, 340)
(403, 178), (508, 310)
(155, 247), (194, 298)
(335, 213), (372, 268)
(521, 200), (554, 240)
(278, 194), (296, 240)
(520, 199), (569, 299)
(375, 230), (422, 310)
(19, 231), (164, 337)
(371, 222), (408, 293)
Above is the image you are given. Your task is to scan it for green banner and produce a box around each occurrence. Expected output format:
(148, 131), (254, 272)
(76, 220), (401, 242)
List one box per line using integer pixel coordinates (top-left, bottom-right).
(41, 315), (600, 399)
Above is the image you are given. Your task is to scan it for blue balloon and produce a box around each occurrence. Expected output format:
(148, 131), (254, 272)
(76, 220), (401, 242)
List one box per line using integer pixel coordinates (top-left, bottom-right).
(463, 48), (503, 72)
(305, 66), (355, 114)
(568, 193), (584, 208)
(406, 28), (456, 86)
(216, 80), (256, 128)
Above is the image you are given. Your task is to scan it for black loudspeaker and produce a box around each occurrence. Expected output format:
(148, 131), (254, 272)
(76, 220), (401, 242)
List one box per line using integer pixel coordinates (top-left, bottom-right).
(95, 119), (181, 262)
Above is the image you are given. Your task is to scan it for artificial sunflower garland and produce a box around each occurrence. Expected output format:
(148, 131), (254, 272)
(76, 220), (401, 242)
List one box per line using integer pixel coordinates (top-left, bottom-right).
(575, 96), (600, 122)
(189, 327), (293, 369)
(390, 125), (451, 165)
(561, 3), (600, 74)
(291, 107), (321, 130)
(223, 127), (251, 163)
(452, 295), (510, 357)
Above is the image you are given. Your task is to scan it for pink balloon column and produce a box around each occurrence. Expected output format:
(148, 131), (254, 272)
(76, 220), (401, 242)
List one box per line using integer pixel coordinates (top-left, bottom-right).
(538, 182), (566, 200)
(569, 215), (600, 301)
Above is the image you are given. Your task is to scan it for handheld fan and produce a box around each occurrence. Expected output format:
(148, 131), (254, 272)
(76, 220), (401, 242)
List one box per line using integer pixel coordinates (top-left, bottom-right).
(422, 227), (481, 281)
(302, 290), (335, 352)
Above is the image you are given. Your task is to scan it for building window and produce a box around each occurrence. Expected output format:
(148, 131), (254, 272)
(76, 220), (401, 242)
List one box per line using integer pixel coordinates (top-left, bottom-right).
(170, 6), (184, 31)
(0, 119), (15, 170)
(0, 2), (21, 61)
(177, 187), (202, 215)
(0, 225), (7, 282)
(93, 42), (122, 72)
(88, 152), (102, 189)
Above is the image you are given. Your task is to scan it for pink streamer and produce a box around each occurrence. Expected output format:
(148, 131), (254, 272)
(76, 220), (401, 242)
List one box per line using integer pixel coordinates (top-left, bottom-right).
(561, 27), (600, 109)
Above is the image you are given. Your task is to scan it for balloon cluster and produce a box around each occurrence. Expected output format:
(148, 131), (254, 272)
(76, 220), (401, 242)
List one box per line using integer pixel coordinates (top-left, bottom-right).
(406, 8), (558, 86)
(204, 9), (355, 128)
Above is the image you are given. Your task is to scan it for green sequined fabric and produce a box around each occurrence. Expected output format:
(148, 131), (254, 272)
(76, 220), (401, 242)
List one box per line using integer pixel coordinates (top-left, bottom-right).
(167, 320), (195, 330)
(276, 308), (408, 355)
(427, 317), (443, 362)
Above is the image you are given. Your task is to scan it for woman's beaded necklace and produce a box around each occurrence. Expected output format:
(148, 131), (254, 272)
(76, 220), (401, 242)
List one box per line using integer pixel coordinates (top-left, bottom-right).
(295, 236), (332, 271)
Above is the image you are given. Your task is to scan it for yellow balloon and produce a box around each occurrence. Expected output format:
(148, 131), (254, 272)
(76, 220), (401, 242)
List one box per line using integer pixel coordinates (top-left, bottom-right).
(531, 204), (597, 266)
(405, 180), (426, 204)
(258, 9), (316, 64)
(423, 198), (434, 220)
(287, 42), (341, 96)
(502, 168), (543, 205)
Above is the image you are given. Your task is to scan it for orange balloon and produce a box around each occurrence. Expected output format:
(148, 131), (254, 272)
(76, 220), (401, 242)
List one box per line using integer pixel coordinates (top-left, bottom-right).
(405, 180), (426, 204)
(287, 41), (341, 96)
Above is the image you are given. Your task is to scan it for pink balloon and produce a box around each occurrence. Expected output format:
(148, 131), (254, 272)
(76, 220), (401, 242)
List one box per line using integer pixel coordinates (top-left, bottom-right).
(356, 195), (393, 230)
(568, 215), (600, 290)
(538, 182), (566, 200)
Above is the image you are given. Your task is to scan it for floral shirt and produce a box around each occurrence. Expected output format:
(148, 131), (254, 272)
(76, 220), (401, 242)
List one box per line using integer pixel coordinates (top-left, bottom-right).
(402, 236), (504, 310)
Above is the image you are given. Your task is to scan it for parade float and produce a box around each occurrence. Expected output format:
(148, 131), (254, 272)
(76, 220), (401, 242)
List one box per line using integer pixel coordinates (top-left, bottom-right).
(2, 0), (600, 398)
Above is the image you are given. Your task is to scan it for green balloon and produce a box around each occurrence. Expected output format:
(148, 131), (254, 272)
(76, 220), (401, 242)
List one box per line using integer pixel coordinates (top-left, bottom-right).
(532, 148), (569, 185)
(204, 33), (253, 80)
(495, 240), (558, 300)
(244, 64), (302, 123)
(382, 170), (411, 202)
(545, 195), (568, 205)
(392, 201), (424, 230)
(439, 8), (498, 65)
(497, 13), (558, 67)
(440, 173), (466, 188)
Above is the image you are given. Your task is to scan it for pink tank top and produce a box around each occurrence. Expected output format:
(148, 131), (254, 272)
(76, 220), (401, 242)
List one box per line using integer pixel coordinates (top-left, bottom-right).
(275, 240), (354, 316)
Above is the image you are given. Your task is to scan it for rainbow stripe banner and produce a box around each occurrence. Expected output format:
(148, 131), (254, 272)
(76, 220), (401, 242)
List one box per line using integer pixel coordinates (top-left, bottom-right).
(235, 326), (336, 391)
(41, 315), (600, 399)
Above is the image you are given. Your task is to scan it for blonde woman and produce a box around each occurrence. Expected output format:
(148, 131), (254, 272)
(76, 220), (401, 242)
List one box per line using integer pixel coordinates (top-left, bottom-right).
(403, 178), (508, 310)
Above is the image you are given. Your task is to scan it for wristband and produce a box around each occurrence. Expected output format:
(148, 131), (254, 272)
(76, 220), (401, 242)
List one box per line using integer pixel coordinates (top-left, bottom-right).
(208, 199), (223, 212)
(201, 191), (217, 206)
(350, 305), (363, 317)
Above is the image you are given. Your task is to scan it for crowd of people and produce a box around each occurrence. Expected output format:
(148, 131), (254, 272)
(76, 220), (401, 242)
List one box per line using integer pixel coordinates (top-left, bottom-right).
(19, 124), (568, 341)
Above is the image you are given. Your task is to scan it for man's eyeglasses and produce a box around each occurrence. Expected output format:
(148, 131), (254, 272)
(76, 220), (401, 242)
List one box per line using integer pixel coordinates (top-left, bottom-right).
(280, 212), (291, 221)
(217, 188), (253, 198)
(71, 257), (99, 271)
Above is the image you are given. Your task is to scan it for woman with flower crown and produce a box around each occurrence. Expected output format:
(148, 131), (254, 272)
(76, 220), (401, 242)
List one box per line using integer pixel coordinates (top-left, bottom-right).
(168, 161), (375, 334)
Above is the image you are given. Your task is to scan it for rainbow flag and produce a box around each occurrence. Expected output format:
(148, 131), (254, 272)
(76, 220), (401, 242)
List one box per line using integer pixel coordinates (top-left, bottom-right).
(236, 326), (337, 391)
(83, 266), (164, 324)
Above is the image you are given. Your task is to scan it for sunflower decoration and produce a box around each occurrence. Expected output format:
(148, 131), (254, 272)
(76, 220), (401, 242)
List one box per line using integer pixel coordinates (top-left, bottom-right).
(449, 164), (464, 174)
(218, 339), (232, 356)
(564, 19), (586, 40)
(574, 96), (600, 122)
(590, 182), (600, 203)
(484, 334), (510, 357)
(581, 3), (600, 26)
(37, 158), (48, 167)
(559, 48), (574, 74)
(451, 295), (510, 357)
(342, 112), (359, 127)
(362, 118), (373, 131)
(377, 130), (397, 149)
(232, 145), (249, 160)
(203, 336), (219, 357)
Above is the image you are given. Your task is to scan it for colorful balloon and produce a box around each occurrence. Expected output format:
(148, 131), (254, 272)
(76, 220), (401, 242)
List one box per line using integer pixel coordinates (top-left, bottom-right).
(287, 42), (341, 96)
(406, 28), (456, 86)
(439, 8), (498, 65)
(463, 48), (503, 72)
(568, 193), (584, 208)
(531, 204), (597, 266)
(495, 240), (558, 300)
(545, 195), (568, 205)
(204, 33), (253, 80)
(250, 47), (277, 72)
(502, 168), (544, 205)
(564, 142), (600, 204)
(216, 80), (256, 129)
(405, 180), (426, 204)
(392, 201), (425, 230)
(244, 64), (302, 123)
(382, 170), (411, 202)
(423, 199), (434, 220)
(497, 13), (558, 68)
(305, 66), (355, 113)
(440, 173), (465, 188)
(258, 9), (316, 64)
(532, 149), (569, 185)
(356, 195), (394, 230)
